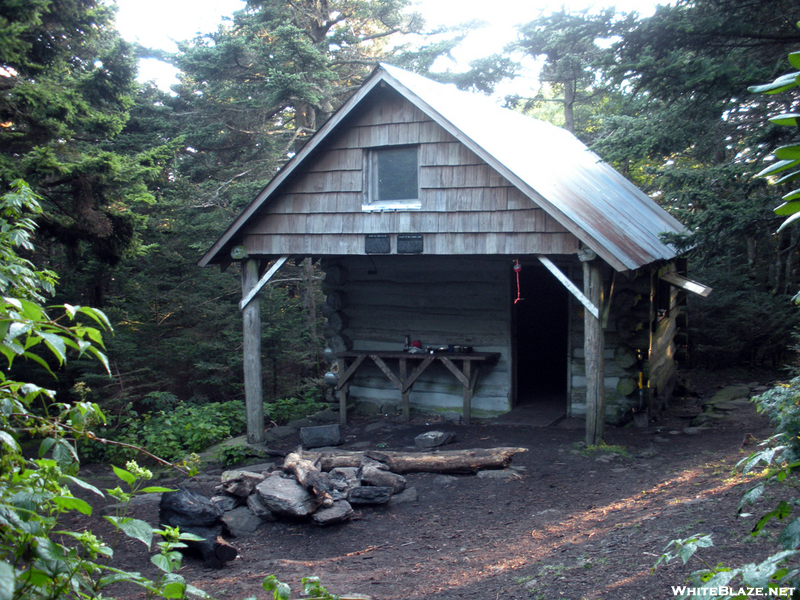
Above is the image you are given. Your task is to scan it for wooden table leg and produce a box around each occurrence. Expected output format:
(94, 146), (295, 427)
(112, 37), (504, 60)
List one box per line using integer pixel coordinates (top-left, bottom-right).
(462, 359), (472, 425)
(399, 358), (409, 422)
(337, 357), (348, 426)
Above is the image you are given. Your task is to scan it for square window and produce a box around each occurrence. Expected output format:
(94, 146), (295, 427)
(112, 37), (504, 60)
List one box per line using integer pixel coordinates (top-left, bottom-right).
(364, 146), (420, 211)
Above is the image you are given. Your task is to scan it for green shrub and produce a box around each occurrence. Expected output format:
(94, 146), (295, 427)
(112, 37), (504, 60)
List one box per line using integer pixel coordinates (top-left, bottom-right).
(81, 400), (247, 463)
(216, 444), (250, 467)
(752, 376), (800, 458)
(264, 395), (326, 425)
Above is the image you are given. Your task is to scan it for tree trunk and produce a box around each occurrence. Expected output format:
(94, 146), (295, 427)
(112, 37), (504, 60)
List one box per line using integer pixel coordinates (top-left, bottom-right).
(301, 447), (528, 474)
(563, 79), (576, 134)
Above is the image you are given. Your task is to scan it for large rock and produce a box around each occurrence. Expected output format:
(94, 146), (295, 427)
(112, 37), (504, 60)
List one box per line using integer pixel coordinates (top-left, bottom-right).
(264, 426), (297, 442)
(160, 487), (222, 529)
(255, 474), (320, 517)
(311, 409), (340, 424)
(707, 384), (751, 404)
(388, 486), (418, 506)
(300, 424), (342, 448)
(414, 430), (455, 448)
(222, 506), (265, 537)
(246, 493), (276, 521)
(312, 500), (354, 526)
(159, 488), (236, 569)
(348, 486), (393, 505)
(219, 470), (266, 497)
(212, 494), (243, 512)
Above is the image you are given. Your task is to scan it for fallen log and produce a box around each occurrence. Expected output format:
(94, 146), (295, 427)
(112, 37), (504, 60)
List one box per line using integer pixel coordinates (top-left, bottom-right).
(302, 447), (527, 474)
(283, 452), (334, 507)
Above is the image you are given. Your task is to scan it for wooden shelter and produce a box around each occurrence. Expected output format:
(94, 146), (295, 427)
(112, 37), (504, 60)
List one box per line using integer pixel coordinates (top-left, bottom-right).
(199, 64), (708, 445)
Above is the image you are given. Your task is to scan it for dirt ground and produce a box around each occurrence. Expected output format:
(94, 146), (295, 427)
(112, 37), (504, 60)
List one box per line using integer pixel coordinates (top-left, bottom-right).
(71, 369), (791, 600)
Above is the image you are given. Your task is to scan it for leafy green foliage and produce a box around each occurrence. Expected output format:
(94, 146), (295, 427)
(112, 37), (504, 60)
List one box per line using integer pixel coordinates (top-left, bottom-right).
(260, 574), (339, 600)
(750, 48), (800, 233)
(0, 0), (173, 267)
(0, 183), (218, 600)
(216, 444), (250, 468)
(264, 394), (327, 426)
(81, 400), (247, 463)
(654, 381), (800, 595)
(0, 180), (57, 302)
(750, 377), (800, 458)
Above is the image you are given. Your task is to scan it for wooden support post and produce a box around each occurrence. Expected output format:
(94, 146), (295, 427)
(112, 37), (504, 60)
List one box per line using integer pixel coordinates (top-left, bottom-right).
(242, 259), (265, 444)
(583, 258), (605, 446)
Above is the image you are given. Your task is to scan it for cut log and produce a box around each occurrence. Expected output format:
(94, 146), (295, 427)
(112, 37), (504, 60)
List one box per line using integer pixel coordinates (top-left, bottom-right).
(302, 447), (527, 474)
(325, 310), (349, 334)
(613, 345), (639, 370)
(180, 525), (239, 569)
(617, 377), (638, 397)
(283, 452), (335, 507)
(159, 489), (238, 569)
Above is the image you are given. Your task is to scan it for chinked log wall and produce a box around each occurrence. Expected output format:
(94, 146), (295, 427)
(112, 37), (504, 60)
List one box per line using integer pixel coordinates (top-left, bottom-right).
(321, 255), (513, 416)
(569, 268), (679, 423)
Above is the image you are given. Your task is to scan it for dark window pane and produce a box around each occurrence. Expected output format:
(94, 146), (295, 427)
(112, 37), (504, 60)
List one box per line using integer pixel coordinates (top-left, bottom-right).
(376, 147), (417, 201)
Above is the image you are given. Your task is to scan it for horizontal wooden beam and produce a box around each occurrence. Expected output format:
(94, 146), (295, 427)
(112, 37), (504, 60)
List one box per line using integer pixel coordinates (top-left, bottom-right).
(536, 255), (599, 319)
(239, 255), (289, 310)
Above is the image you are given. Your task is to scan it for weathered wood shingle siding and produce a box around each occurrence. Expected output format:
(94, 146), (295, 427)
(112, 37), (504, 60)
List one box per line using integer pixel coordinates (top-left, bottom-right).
(242, 90), (581, 258)
(325, 255), (513, 414)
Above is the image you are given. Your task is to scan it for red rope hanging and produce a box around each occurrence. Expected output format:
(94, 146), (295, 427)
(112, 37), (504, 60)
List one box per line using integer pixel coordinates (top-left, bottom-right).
(514, 258), (523, 304)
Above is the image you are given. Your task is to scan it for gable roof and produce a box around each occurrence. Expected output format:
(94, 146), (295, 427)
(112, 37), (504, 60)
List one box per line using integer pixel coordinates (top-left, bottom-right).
(199, 63), (685, 272)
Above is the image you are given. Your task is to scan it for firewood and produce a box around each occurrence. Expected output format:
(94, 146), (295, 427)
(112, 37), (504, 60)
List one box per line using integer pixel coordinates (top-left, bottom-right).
(283, 452), (335, 507)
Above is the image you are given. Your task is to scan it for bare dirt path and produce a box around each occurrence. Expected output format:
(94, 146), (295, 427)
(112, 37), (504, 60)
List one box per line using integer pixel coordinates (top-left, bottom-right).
(73, 370), (785, 600)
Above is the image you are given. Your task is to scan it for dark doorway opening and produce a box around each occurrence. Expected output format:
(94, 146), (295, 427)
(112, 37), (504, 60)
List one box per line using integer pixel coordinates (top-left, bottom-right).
(514, 265), (569, 409)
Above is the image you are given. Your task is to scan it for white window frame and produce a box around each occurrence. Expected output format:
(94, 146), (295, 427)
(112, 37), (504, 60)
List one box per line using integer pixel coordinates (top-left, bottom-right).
(362, 146), (421, 212)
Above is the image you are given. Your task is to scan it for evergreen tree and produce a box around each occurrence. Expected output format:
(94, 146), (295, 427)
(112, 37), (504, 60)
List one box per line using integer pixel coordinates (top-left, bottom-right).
(0, 0), (167, 267)
(516, 0), (800, 367)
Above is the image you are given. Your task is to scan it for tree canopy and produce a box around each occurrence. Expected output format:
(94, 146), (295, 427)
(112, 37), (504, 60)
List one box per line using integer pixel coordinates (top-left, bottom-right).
(514, 0), (800, 367)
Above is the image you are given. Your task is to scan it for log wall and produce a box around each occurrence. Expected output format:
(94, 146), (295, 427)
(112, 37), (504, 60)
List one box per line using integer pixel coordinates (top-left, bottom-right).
(322, 255), (513, 416)
(243, 89), (580, 257)
(567, 264), (680, 424)
(649, 265), (681, 412)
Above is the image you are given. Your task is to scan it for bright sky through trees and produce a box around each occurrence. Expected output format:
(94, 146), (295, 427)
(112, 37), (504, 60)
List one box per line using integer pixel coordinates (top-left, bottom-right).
(113, 0), (661, 90)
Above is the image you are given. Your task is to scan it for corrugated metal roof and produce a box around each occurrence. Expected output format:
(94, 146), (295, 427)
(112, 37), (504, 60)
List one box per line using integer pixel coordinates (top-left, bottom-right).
(199, 64), (685, 271)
